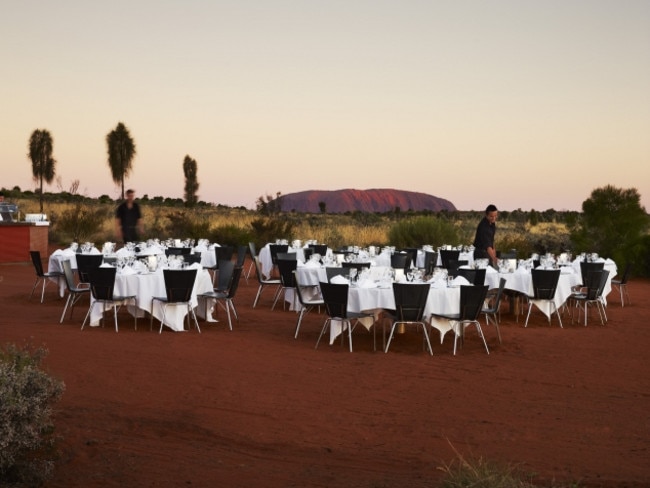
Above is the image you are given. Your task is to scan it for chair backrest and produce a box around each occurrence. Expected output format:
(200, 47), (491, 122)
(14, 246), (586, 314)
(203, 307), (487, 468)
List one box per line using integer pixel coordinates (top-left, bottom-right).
(325, 267), (348, 282)
(277, 258), (298, 287)
(276, 252), (297, 261)
(580, 261), (604, 287)
(582, 269), (605, 300)
(248, 241), (257, 259)
(498, 249), (518, 260)
(269, 244), (289, 264)
(214, 245), (235, 266)
(293, 270), (320, 306)
(423, 250), (438, 275)
(456, 268), (486, 286)
(303, 247), (314, 262)
(390, 253), (409, 271)
(308, 244), (328, 256)
(165, 247), (191, 256)
(596, 269), (610, 299)
(88, 266), (117, 300)
(392, 282), (430, 322)
(162, 269), (198, 302)
(62, 259), (77, 291)
(531, 269), (561, 300)
(486, 277), (507, 313)
(216, 259), (235, 291)
(341, 262), (370, 272)
(226, 266), (243, 299)
(76, 254), (105, 283)
(253, 256), (266, 283)
(459, 285), (489, 321)
(618, 262), (632, 284)
(440, 249), (461, 269)
(401, 248), (418, 269)
(185, 253), (202, 265)
(30, 250), (45, 277)
(319, 281), (350, 319)
(446, 259), (468, 276)
(236, 245), (248, 267)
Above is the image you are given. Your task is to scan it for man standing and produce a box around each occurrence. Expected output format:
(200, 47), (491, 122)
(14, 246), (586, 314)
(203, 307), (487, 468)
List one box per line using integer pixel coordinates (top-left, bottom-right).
(115, 189), (143, 243)
(473, 204), (498, 267)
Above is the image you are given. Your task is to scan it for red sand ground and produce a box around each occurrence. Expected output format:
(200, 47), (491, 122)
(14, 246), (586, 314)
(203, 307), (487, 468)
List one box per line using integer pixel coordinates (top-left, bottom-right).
(1, 256), (649, 488)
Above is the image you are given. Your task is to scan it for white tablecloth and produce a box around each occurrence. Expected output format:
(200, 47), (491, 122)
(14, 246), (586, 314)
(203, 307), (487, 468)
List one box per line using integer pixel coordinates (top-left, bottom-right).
(88, 267), (215, 331)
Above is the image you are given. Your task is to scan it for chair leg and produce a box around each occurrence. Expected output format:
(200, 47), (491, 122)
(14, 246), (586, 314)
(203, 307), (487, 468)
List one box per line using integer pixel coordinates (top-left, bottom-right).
(315, 318), (330, 349)
(113, 304), (119, 332)
(253, 286), (263, 308)
(294, 309), (306, 339)
(41, 278), (47, 303)
(60, 294), (73, 323)
(524, 303), (533, 327)
(346, 319), (353, 352)
(473, 321), (490, 355)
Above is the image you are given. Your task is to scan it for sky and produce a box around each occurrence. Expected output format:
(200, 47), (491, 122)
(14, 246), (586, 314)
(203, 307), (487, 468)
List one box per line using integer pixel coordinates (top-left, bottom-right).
(2, 0), (649, 212)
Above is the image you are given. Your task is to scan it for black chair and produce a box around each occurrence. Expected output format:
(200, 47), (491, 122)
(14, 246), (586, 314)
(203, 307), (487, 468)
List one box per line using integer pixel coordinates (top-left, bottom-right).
(246, 242), (257, 280)
(268, 244), (289, 276)
(325, 267), (348, 282)
(214, 259), (235, 294)
(569, 269), (608, 326)
(446, 259), (468, 278)
(81, 267), (137, 332)
(272, 258), (298, 310)
(439, 249), (461, 269)
(390, 253), (409, 272)
(302, 247), (314, 262)
(199, 266), (243, 331)
(431, 285), (490, 355)
(423, 250), (438, 275)
(165, 247), (191, 257)
(60, 259), (90, 323)
(578, 261), (605, 292)
(611, 262), (632, 307)
(316, 281), (374, 352)
(341, 262), (371, 275)
(456, 268), (486, 286)
(236, 245), (248, 268)
(401, 248), (418, 269)
(384, 282), (433, 355)
(206, 245), (235, 284)
(76, 253), (104, 284)
(308, 244), (328, 257)
(293, 270), (324, 339)
(276, 252), (297, 261)
(524, 269), (563, 328)
(482, 277), (506, 344)
(29, 250), (63, 303)
(151, 269), (200, 333)
(252, 257), (282, 308)
(185, 252), (202, 265)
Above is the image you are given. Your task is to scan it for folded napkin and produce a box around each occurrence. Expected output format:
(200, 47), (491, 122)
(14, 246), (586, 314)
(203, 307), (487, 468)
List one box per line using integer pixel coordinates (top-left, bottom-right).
(304, 259), (320, 268)
(116, 248), (132, 257)
(330, 275), (349, 285)
(451, 276), (470, 286)
(459, 265), (472, 269)
(132, 261), (148, 273)
(486, 266), (498, 274)
(430, 279), (447, 289)
(515, 266), (529, 275)
(100, 263), (114, 268)
(89, 247), (101, 255)
(188, 262), (202, 270)
(119, 266), (137, 275)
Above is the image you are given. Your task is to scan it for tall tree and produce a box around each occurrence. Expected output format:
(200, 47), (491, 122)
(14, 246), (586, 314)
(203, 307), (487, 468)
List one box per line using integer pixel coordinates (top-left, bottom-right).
(106, 122), (136, 199)
(182, 155), (199, 207)
(28, 129), (57, 213)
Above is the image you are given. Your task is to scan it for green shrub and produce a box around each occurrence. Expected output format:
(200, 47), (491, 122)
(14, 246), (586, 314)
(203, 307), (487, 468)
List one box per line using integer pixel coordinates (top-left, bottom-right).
(0, 343), (65, 486)
(387, 216), (459, 248)
(50, 202), (110, 243)
(209, 224), (254, 247)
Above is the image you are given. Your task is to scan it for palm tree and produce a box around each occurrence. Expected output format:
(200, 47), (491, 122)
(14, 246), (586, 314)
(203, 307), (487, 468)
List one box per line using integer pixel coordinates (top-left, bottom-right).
(28, 129), (57, 213)
(106, 122), (136, 199)
(183, 155), (199, 207)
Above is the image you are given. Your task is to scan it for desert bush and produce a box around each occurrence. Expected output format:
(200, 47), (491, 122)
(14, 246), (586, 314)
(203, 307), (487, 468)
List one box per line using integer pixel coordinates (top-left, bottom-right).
(50, 202), (111, 244)
(439, 455), (537, 488)
(209, 224), (254, 246)
(0, 343), (65, 486)
(249, 217), (296, 247)
(387, 216), (459, 248)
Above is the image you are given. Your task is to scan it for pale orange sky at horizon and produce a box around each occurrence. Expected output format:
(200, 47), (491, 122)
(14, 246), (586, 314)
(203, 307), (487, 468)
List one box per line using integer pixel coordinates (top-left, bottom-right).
(2, 0), (649, 212)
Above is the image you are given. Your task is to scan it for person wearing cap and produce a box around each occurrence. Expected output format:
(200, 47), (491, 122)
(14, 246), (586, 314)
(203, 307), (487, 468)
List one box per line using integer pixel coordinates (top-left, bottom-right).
(473, 204), (498, 267)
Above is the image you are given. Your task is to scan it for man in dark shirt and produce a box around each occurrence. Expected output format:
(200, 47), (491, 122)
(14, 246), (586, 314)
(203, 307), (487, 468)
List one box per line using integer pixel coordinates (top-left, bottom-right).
(115, 189), (143, 243)
(473, 204), (498, 266)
